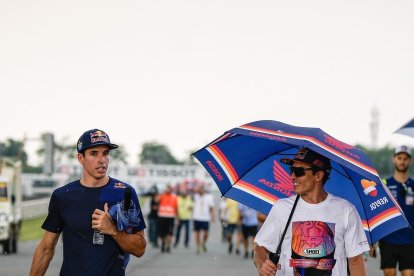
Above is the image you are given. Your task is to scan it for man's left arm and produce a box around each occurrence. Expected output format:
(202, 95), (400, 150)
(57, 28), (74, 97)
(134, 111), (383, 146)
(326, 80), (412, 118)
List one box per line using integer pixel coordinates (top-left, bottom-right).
(92, 203), (146, 257)
(347, 254), (366, 276)
(344, 205), (369, 275)
(111, 230), (146, 257)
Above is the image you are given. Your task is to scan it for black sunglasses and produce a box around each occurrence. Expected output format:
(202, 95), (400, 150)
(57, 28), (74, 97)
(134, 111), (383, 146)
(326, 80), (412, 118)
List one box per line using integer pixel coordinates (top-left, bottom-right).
(289, 166), (314, 177)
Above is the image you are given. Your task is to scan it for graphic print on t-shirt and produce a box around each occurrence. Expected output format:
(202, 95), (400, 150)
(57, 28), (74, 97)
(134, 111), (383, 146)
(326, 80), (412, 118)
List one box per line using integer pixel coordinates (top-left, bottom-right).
(290, 221), (336, 276)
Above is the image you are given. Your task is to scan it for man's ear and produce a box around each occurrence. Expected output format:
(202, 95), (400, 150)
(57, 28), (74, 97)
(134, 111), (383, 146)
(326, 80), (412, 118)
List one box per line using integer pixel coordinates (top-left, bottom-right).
(77, 152), (84, 165)
(315, 170), (324, 182)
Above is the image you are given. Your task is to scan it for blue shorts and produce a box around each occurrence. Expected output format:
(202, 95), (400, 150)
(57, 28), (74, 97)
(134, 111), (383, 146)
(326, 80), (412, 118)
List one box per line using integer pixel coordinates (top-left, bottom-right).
(226, 223), (238, 234)
(193, 220), (209, 231)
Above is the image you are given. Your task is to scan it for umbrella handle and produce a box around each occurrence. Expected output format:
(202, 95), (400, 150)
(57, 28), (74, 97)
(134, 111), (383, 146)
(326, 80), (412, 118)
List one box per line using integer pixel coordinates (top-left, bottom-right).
(269, 194), (300, 265)
(124, 187), (132, 210)
(269, 252), (280, 265)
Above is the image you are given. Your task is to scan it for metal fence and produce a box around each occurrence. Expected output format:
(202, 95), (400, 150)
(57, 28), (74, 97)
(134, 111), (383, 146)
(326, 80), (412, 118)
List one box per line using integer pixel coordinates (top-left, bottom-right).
(21, 198), (49, 220)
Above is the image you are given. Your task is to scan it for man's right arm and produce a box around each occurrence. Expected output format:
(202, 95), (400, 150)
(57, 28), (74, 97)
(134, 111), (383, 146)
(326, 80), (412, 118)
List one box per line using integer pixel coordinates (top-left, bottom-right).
(30, 230), (60, 276)
(253, 244), (278, 276)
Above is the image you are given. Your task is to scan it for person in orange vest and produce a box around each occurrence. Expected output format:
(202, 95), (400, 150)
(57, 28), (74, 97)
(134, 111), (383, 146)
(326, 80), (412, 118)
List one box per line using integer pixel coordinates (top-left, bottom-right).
(157, 185), (178, 253)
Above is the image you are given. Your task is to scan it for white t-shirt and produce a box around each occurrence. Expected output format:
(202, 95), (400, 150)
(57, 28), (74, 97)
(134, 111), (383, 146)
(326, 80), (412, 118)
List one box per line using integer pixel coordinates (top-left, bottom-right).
(192, 193), (214, 221)
(254, 193), (369, 276)
(219, 199), (229, 221)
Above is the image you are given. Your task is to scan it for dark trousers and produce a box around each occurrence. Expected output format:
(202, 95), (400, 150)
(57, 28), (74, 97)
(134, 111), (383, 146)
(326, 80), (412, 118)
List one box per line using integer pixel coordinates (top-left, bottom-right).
(175, 219), (190, 246)
(148, 216), (158, 246)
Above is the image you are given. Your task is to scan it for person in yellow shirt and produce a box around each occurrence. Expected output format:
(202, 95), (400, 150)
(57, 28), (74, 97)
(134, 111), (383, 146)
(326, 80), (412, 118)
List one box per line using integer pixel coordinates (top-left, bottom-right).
(174, 190), (193, 248)
(225, 198), (240, 254)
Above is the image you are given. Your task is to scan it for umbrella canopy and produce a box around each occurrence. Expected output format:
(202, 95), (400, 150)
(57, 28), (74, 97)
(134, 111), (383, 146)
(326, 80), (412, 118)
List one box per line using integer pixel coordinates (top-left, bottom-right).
(193, 120), (409, 244)
(108, 187), (143, 267)
(394, 118), (414, 138)
(108, 187), (142, 234)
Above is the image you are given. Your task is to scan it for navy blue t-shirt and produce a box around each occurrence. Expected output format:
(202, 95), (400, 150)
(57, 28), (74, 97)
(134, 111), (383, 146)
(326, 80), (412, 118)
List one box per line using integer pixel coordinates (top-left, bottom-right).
(381, 177), (414, 244)
(42, 177), (146, 276)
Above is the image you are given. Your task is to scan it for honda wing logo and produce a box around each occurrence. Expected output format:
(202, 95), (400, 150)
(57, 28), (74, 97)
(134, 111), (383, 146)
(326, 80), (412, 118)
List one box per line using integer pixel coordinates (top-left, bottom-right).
(273, 161), (294, 192)
(259, 160), (294, 197)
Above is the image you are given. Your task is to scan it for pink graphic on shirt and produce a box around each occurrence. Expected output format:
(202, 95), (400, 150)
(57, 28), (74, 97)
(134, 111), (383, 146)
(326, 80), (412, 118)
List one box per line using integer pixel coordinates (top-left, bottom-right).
(292, 221), (335, 257)
(290, 221), (336, 275)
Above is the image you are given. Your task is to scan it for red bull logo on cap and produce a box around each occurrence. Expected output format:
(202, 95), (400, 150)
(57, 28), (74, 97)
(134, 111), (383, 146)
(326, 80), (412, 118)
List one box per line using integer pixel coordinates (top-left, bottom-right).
(296, 148), (309, 160)
(90, 130), (110, 144)
(114, 182), (126, 188)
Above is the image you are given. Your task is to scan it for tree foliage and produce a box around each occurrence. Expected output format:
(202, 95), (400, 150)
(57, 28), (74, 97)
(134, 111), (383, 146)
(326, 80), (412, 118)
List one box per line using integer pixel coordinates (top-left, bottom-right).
(0, 138), (40, 173)
(110, 145), (128, 164)
(0, 138), (28, 164)
(356, 144), (414, 178)
(182, 149), (200, 165)
(139, 141), (181, 164)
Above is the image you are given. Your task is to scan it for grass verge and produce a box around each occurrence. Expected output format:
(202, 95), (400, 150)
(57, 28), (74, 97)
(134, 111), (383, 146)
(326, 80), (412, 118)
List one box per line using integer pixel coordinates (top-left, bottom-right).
(20, 216), (46, 242)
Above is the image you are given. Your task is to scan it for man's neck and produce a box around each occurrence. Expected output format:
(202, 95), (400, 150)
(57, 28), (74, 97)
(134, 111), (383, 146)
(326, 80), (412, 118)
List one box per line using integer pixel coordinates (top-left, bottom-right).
(80, 175), (109, 188)
(301, 189), (328, 204)
(394, 171), (409, 184)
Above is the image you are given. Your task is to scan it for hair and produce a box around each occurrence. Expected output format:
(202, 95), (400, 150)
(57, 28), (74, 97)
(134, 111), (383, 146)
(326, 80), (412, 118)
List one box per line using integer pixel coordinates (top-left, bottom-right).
(321, 171), (330, 185)
(311, 169), (330, 185)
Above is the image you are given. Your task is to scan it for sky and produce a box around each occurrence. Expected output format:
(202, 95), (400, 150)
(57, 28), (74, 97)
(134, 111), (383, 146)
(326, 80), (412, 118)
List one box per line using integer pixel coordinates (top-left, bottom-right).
(1, 0), (414, 165)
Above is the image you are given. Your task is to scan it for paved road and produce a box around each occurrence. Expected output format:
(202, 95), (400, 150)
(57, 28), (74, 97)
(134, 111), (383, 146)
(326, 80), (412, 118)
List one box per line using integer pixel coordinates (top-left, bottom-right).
(0, 217), (382, 275)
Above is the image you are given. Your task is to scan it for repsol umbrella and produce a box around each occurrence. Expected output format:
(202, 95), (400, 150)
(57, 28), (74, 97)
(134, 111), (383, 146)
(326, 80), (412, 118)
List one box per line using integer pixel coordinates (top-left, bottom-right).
(193, 120), (409, 244)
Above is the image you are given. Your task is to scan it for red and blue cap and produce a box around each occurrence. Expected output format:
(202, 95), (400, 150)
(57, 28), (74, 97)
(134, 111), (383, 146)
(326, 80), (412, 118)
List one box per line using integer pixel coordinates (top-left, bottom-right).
(77, 129), (119, 153)
(280, 147), (331, 173)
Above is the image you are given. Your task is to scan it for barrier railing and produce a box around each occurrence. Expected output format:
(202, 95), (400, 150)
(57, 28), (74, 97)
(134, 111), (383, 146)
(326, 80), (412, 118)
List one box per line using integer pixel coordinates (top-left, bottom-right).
(21, 198), (49, 220)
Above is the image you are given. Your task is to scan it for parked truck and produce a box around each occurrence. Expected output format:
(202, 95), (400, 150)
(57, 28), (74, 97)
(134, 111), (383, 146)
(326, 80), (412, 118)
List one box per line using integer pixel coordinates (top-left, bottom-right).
(0, 158), (22, 254)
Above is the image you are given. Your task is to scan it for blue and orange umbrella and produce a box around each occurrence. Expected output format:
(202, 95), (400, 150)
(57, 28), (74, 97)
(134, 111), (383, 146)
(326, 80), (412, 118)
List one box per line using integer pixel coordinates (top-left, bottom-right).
(193, 120), (409, 244)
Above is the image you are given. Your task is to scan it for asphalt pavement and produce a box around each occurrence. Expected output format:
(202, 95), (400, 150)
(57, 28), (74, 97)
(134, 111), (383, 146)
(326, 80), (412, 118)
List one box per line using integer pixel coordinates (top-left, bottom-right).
(0, 216), (382, 275)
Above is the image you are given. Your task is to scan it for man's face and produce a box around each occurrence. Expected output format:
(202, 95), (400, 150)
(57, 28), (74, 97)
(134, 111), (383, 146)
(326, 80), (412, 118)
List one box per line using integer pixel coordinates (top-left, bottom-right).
(394, 153), (411, 173)
(197, 186), (205, 195)
(78, 145), (110, 180)
(290, 161), (323, 195)
(165, 186), (173, 194)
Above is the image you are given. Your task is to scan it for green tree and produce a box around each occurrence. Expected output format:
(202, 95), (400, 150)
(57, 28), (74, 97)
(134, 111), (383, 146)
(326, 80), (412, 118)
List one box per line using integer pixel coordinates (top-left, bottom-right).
(0, 138), (40, 173)
(0, 138), (28, 165)
(110, 145), (128, 164)
(139, 141), (180, 164)
(0, 138), (28, 164)
(355, 144), (414, 178)
(182, 149), (200, 165)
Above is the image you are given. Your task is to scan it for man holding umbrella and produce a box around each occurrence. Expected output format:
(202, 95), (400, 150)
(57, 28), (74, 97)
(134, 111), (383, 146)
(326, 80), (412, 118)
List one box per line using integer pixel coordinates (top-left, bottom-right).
(254, 148), (369, 276)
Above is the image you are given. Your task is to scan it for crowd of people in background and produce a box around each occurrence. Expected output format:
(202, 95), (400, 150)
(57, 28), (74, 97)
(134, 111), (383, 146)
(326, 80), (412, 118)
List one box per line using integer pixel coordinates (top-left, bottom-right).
(143, 180), (215, 255)
(143, 180), (266, 259)
(219, 198), (263, 259)
(142, 145), (414, 274)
